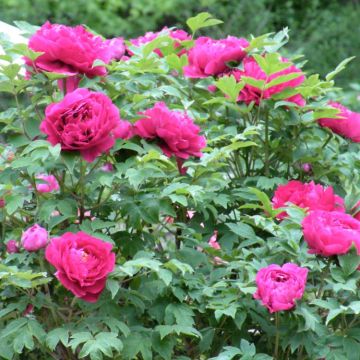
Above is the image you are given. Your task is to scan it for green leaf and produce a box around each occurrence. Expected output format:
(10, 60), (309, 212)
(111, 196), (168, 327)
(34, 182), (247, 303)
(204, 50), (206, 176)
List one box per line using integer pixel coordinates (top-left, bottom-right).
(156, 325), (202, 340)
(165, 303), (195, 326)
(265, 72), (303, 89)
(4, 194), (24, 215)
(186, 13), (223, 34)
(122, 333), (152, 360)
(46, 328), (69, 351)
(338, 247), (360, 276)
(0, 318), (28, 339)
(215, 75), (244, 102)
(326, 56), (356, 81)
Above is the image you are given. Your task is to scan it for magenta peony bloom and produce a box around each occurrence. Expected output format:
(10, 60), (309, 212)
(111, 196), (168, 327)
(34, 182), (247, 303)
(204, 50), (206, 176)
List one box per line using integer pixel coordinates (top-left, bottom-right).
(45, 231), (115, 303)
(272, 180), (345, 219)
(302, 210), (360, 256)
(104, 37), (126, 61)
(36, 174), (60, 193)
(129, 27), (190, 57)
(183, 36), (249, 78)
(208, 230), (220, 250)
(21, 224), (48, 252)
(101, 162), (114, 172)
(6, 240), (19, 254)
(133, 102), (206, 159)
(254, 263), (308, 313)
(230, 56), (305, 105)
(301, 163), (312, 173)
(25, 22), (114, 77)
(40, 88), (127, 162)
(318, 102), (360, 142)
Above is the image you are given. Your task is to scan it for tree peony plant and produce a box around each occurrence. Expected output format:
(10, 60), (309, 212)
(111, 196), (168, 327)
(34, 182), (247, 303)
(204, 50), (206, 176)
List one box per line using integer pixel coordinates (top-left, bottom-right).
(0, 12), (359, 360)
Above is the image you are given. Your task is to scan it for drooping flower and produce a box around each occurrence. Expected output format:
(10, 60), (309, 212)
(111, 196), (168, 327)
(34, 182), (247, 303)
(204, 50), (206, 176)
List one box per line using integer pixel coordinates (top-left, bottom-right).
(40, 88), (129, 162)
(254, 263), (308, 313)
(272, 180), (345, 219)
(45, 231), (115, 302)
(133, 102), (206, 159)
(302, 210), (360, 256)
(231, 56), (305, 105)
(25, 22), (114, 77)
(35, 174), (60, 193)
(21, 224), (48, 252)
(183, 36), (249, 78)
(318, 102), (360, 142)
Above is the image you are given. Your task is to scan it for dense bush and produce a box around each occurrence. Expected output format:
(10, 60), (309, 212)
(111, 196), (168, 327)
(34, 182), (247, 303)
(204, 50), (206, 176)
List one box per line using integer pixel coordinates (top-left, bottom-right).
(1, 12), (360, 360)
(1, 0), (359, 84)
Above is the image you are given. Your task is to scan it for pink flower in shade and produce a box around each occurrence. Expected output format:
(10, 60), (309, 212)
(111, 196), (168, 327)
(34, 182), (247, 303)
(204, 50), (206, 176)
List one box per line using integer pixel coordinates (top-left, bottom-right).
(104, 37), (126, 61)
(272, 180), (345, 220)
(25, 22), (114, 78)
(302, 210), (360, 256)
(21, 224), (48, 252)
(208, 230), (220, 250)
(113, 120), (134, 140)
(129, 27), (190, 57)
(301, 163), (312, 173)
(36, 174), (60, 193)
(0, 198), (4, 208)
(318, 102), (360, 142)
(230, 56), (305, 106)
(45, 231), (115, 303)
(23, 304), (34, 316)
(57, 76), (81, 94)
(183, 36), (249, 78)
(254, 263), (308, 313)
(101, 162), (114, 172)
(133, 102), (206, 159)
(40, 88), (125, 162)
(6, 240), (19, 254)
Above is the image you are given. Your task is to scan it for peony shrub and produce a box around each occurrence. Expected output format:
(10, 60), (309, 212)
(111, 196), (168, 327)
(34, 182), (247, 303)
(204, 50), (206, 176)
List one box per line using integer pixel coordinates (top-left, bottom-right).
(0, 13), (360, 360)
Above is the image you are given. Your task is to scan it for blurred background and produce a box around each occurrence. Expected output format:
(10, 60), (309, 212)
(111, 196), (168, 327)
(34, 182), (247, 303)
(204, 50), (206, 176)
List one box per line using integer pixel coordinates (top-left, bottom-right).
(1, 0), (359, 103)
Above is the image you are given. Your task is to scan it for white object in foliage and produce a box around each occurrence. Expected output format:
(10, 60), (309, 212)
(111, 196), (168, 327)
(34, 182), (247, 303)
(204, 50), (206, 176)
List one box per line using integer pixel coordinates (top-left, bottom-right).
(0, 21), (28, 73)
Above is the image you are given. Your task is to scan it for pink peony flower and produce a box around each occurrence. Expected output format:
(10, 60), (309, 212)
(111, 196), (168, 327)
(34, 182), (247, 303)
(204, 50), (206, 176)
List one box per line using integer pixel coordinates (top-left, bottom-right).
(104, 37), (126, 61)
(301, 163), (312, 173)
(254, 263), (308, 313)
(318, 102), (360, 142)
(230, 56), (305, 105)
(129, 27), (190, 57)
(40, 88), (127, 162)
(183, 36), (249, 78)
(45, 231), (115, 302)
(25, 22), (114, 77)
(21, 224), (48, 252)
(36, 174), (60, 193)
(113, 119), (133, 140)
(208, 230), (220, 250)
(6, 240), (19, 254)
(133, 102), (206, 159)
(302, 210), (360, 256)
(272, 180), (345, 219)
(101, 162), (114, 172)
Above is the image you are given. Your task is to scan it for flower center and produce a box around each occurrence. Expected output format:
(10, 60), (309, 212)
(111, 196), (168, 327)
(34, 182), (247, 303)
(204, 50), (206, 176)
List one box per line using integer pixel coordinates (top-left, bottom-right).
(271, 271), (289, 282)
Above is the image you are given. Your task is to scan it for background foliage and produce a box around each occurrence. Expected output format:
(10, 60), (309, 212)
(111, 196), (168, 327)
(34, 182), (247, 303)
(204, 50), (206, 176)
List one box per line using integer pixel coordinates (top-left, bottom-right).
(1, 0), (360, 87)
